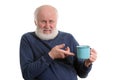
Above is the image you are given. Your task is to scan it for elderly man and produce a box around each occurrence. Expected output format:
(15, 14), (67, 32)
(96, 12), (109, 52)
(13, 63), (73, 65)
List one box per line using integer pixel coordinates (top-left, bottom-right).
(20, 5), (97, 80)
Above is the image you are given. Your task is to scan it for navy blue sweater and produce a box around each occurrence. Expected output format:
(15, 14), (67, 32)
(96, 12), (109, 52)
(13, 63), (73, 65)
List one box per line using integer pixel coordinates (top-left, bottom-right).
(20, 31), (92, 80)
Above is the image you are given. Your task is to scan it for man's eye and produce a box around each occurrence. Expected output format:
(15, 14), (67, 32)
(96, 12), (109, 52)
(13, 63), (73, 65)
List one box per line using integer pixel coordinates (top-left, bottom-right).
(41, 20), (46, 23)
(49, 20), (54, 23)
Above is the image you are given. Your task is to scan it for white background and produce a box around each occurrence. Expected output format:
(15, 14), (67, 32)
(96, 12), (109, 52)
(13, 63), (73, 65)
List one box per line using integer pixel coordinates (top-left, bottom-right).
(0, 0), (120, 80)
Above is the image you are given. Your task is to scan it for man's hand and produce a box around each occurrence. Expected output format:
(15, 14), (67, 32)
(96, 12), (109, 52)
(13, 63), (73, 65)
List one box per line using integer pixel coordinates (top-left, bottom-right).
(85, 48), (97, 67)
(48, 44), (75, 59)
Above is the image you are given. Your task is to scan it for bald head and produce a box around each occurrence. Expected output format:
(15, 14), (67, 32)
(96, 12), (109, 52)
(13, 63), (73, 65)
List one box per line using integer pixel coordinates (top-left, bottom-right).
(34, 5), (58, 21)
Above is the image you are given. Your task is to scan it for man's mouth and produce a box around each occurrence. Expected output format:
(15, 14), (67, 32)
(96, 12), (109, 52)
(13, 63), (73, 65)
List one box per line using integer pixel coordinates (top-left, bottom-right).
(43, 29), (52, 34)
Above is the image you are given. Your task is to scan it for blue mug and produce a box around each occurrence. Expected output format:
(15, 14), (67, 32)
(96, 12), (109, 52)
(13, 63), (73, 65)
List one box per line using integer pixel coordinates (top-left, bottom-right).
(77, 45), (90, 59)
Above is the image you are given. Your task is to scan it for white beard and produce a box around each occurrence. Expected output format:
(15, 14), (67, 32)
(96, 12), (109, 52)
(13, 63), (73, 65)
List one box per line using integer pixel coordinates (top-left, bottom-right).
(35, 27), (58, 40)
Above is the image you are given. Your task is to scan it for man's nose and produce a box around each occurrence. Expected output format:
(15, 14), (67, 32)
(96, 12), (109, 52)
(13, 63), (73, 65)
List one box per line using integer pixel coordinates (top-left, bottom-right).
(45, 22), (50, 28)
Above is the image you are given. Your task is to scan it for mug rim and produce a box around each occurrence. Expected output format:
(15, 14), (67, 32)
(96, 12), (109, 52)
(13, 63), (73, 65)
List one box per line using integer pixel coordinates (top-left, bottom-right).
(77, 45), (90, 48)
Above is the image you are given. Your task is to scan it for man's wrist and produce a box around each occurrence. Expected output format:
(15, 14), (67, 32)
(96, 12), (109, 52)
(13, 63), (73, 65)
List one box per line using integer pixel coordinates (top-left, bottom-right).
(84, 59), (92, 67)
(48, 52), (55, 59)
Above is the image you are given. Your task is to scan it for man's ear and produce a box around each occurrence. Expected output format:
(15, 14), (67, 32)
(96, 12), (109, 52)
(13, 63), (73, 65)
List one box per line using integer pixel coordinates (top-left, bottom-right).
(34, 20), (37, 25)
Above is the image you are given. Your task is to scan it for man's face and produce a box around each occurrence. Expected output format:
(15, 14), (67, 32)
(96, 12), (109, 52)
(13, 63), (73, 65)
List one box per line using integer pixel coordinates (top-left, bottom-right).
(35, 8), (57, 35)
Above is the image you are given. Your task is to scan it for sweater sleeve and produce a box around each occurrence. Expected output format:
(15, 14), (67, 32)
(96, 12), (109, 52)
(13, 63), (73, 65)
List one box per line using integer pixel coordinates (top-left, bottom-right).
(20, 35), (53, 79)
(74, 58), (92, 78)
(68, 34), (92, 78)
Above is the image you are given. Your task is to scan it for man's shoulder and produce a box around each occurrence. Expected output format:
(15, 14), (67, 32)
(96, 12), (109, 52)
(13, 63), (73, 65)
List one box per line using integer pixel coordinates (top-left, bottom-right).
(20, 31), (35, 40)
(59, 31), (73, 38)
(59, 31), (72, 36)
